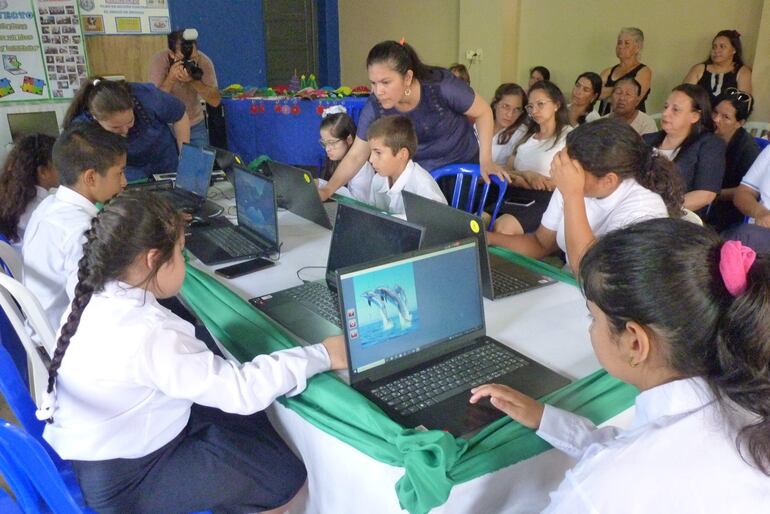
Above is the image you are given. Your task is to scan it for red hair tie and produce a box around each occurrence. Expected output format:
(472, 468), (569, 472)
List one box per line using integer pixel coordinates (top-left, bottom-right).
(719, 240), (755, 296)
(399, 37), (406, 46)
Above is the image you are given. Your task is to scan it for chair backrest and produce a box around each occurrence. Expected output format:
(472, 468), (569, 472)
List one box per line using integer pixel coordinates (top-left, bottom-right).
(0, 273), (55, 405)
(745, 121), (770, 138)
(0, 240), (22, 280)
(0, 420), (82, 514)
(754, 137), (770, 151)
(430, 163), (508, 230)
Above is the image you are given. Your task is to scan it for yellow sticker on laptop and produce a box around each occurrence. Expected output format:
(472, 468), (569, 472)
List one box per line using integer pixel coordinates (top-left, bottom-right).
(304, 173), (311, 183)
(470, 219), (480, 233)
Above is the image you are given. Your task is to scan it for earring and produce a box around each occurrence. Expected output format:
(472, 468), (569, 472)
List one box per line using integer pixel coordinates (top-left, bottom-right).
(404, 87), (411, 97)
(628, 356), (640, 368)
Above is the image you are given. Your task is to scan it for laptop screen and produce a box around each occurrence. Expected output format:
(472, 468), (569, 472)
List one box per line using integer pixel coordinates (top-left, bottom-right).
(338, 241), (483, 375)
(234, 166), (278, 247)
(175, 144), (215, 196)
(7, 111), (60, 142)
(326, 203), (424, 284)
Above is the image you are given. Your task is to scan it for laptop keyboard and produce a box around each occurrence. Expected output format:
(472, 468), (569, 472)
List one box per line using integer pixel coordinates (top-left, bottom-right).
(370, 341), (528, 416)
(201, 228), (262, 257)
(286, 281), (341, 327)
(491, 268), (540, 297)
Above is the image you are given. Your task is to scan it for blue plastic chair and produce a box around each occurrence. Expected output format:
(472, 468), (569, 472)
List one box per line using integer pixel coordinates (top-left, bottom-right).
(430, 163), (508, 230)
(755, 137), (770, 151)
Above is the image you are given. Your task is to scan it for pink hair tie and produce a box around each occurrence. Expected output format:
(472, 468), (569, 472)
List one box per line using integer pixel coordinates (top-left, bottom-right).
(719, 240), (756, 296)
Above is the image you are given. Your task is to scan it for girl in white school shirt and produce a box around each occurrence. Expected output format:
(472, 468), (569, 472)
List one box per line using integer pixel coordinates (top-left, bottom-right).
(473, 218), (770, 512)
(38, 191), (347, 513)
(489, 118), (681, 273)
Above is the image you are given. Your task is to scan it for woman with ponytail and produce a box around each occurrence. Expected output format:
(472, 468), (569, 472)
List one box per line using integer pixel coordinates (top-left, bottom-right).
(39, 191), (347, 513)
(63, 76), (190, 182)
(318, 39), (510, 201)
(489, 118), (682, 272)
(472, 218), (770, 512)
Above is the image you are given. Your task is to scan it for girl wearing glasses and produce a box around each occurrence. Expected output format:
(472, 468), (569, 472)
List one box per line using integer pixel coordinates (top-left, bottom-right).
(317, 106), (374, 201)
(684, 30), (752, 107)
(490, 83), (527, 167)
(643, 84), (725, 216)
(707, 89), (760, 231)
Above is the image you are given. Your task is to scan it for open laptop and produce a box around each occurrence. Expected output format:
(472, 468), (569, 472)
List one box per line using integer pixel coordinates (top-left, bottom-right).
(250, 202), (424, 344)
(185, 165), (280, 265)
(403, 191), (556, 300)
(337, 239), (570, 437)
(7, 111), (60, 142)
(258, 160), (336, 230)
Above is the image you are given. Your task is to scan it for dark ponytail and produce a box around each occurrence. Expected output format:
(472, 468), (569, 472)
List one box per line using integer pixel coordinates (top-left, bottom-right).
(0, 134), (56, 242)
(580, 218), (770, 475)
(44, 191), (184, 420)
(566, 118), (684, 217)
(63, 76), (133, 127)
(366, 40), (437, 82)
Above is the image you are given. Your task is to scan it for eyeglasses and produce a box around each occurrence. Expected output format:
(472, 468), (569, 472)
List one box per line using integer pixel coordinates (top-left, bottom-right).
(319, 138), (343, 148)
(724, 87), (753, 111)
(525, 100), (554, 114)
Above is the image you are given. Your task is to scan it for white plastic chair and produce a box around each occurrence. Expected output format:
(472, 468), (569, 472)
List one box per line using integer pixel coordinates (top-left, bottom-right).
(0, 273), (55, 406)
(744, 121), (770, 138)
(0, 240), (22, 281)
(681, 208), (704, 226)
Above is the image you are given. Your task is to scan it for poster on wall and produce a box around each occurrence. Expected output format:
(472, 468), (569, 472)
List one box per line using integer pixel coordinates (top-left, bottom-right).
(0, 0), (89, 103)
(78, 0), (170, 35)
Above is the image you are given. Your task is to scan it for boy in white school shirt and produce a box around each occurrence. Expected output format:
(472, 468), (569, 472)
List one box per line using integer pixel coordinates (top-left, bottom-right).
(365, 115), (446, 216)
(23, 123), (127, 335)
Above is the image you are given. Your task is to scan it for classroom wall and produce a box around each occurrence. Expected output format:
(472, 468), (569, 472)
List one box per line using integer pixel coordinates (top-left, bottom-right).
(752, 0), (770, 122)
(338, 0), (460, 88)
(85, 35), (166, 82)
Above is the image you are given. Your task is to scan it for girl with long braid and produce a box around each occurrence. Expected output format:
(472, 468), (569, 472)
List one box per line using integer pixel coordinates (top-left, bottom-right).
(38, 191), (346, 513)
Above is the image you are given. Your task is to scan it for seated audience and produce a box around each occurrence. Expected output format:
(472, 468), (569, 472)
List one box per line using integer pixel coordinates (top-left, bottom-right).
(603, 77), (658, 136)
(528, 66), (550, 88)
(473, 218), (770, 512)
(22, 124), (127, 332)
(568, 72), (602, 126)
(0, 134), (57, 247)
(490, 83), (527, 167)
(317, 105), (374, 201)
(490, 118), (679, 273)
(64, 77), (189, 182)
(494, 80), (572, 234)
(684, 29), (752, 106)
(449, 63), (471, 84)
(643, 84), (725, 216)
(724, 146), (770, 252)
(707, 89), (760, 231)
(365, 115), (446, 216)
(597, 27), (652, 115)
(39, 191), (347, 513)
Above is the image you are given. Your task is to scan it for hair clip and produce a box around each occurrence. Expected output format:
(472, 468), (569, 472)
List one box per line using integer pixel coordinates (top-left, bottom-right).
(322, 105), (347, 118)
(733, 29), (741, 38)
(92, 78), (100, 87)
(719, 240), (755, 296)
(399, 37), (406, 46)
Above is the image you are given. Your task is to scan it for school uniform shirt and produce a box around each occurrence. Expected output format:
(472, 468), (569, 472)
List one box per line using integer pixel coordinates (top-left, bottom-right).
(538, 377), (770, 513)
(491, 125), (526, 166)
(22, 186), (98, 334)
(513, 127), (572, 176)
(740, 145), (770, 220)
(540, 178), (667, 259)
(368, 160), (447, 216)
(348, 161), (376, 201)
(13, 185), (49, 250)
(43, 280), (331, 461)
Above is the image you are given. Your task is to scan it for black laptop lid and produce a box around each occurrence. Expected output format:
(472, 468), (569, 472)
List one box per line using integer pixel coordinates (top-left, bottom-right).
(233, 165), (279, 250)
(176, 144), (216, 197)
(325, 203), (425, 288)
(337, 240), (485, 383)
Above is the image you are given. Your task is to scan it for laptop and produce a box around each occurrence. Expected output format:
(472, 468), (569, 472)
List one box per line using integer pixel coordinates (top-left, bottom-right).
(2, 55), (26, 75)
(250, 202), (424, 344)
(259, 160), (336, 230)
(403, 191), (556, 300)
(185, 165), (280, 265)
(7, 111), (60, 142)
(337, 239), (570, 437)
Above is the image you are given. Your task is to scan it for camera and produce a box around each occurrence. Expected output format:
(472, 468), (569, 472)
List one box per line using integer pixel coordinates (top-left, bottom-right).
(177, 28), (203, 80)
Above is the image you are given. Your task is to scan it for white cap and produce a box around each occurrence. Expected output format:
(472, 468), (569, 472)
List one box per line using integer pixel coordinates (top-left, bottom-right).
(182, 28), (198, 41)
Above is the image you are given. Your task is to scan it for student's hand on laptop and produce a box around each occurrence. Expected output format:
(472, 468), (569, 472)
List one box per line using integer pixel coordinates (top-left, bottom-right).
(318, 185), (332, 202)
(469, 384), (544, 430)
(321, 335), (348, 370)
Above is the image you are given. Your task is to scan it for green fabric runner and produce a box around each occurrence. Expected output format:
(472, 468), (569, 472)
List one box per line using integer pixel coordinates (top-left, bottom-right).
(180, 252), (637, 513)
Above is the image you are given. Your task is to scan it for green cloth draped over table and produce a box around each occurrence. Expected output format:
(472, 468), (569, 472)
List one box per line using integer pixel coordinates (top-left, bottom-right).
(180, 251), (637, 514)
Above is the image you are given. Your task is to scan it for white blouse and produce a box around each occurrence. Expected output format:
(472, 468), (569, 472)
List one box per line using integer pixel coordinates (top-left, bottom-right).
(491, 125), (525, 166)
(537, 377), (770, 513)
(43, 281), (331, 461)
(513, 126), (572, 176)
(14, 185), (49, 248)
(368, 160), (446, 216)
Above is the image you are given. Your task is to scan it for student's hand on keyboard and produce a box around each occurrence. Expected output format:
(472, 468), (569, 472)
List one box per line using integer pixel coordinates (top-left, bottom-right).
(321, 335), (347, 371)
(469, 384), (544, 430)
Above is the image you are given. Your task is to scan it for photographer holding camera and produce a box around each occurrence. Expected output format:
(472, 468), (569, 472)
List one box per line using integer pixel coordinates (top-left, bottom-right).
(149, 28), (220, 147)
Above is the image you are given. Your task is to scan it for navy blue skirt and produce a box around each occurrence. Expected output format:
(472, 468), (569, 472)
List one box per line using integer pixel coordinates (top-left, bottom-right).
(71, 405), (306, 513)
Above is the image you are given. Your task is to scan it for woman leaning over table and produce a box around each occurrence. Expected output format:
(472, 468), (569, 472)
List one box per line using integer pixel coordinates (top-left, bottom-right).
(683, 29), (752, 106)
(597, 27), (652, 116)
(318, 40), (509, 200)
